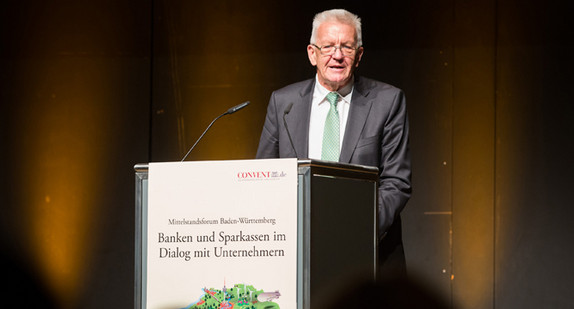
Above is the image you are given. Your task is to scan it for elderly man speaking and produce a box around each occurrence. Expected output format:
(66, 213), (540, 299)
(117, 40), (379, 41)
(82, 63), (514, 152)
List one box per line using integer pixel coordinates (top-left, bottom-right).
(256, 8), (412, 279)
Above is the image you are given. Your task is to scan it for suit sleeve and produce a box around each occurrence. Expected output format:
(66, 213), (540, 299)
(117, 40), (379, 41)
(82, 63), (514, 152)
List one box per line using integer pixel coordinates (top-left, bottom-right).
(378, 89), (412, 237)
(256, 92), (280, 159)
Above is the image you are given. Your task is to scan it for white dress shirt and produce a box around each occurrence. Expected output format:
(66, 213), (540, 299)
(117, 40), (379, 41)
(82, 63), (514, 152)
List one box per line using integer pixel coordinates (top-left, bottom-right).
(308, 75), (354, 160)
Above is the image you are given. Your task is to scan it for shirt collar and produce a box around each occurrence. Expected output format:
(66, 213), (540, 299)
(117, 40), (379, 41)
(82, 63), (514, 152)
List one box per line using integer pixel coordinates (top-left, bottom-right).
(314, 75), (354, 103)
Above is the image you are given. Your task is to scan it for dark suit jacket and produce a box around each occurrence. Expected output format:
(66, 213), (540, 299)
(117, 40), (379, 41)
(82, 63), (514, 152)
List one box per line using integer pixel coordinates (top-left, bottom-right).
(256, 75), (412, 275)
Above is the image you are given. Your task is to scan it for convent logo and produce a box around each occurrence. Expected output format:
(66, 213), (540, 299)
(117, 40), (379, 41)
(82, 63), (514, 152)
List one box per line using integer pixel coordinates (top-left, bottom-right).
(236, 170), (287, 181)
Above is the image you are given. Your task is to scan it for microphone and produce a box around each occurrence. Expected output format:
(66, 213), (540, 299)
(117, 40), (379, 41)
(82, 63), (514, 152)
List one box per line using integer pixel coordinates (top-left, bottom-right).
(181, 101), (250, 162)
(224, 101), (250, 115)
(283, 102), (299, 158)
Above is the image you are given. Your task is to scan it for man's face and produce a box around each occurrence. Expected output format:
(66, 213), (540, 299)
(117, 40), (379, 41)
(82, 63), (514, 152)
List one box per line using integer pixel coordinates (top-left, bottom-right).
(307, 21), (364, 91)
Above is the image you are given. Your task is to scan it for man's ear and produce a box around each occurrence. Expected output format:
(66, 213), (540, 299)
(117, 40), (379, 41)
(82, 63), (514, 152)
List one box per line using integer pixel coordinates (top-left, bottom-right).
(307, 45), (318, 66)
(354, 46), (364, 68)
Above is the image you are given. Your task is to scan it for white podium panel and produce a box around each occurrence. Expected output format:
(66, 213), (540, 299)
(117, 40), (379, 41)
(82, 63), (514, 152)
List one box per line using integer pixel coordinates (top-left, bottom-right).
(143, 159), (297, 309)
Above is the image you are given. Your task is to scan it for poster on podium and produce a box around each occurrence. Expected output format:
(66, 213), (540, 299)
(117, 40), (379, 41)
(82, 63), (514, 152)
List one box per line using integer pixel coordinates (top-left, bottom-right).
(146, 158), (298, 309)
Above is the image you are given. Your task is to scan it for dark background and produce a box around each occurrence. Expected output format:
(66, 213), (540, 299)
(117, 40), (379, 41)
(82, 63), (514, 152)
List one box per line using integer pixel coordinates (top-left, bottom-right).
(1, 0), (573, 308)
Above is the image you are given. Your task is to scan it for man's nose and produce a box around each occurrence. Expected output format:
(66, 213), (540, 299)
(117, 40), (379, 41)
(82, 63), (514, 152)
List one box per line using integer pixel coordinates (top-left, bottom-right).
(332, 47), (345, 59)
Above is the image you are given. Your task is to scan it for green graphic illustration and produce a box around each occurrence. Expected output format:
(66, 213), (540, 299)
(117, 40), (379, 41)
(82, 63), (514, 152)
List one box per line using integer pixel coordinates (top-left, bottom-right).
(184, 282), (280, 309)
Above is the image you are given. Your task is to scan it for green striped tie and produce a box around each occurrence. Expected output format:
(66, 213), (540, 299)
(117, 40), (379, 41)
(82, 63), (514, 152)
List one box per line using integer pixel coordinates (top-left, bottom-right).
(321, 92), (340, 161)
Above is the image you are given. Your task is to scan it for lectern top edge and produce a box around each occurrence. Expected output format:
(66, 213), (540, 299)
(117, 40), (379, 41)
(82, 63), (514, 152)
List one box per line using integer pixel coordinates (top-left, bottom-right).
(134, 163), (148, 172)
(297, 159), (378, 174)
(134, 159), (378, 175)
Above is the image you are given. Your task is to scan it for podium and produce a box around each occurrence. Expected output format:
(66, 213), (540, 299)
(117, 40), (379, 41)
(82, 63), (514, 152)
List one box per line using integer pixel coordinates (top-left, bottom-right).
(134, 159), (378, 309)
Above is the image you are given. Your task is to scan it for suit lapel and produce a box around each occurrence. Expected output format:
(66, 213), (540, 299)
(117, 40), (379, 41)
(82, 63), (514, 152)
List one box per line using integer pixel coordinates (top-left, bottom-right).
(340, 76), (373, 163)
(285, 79), (314, 158)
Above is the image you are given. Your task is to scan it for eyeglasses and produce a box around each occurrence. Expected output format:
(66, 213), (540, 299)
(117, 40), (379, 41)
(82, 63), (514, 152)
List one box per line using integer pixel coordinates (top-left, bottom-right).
(311, 44), (359, 57)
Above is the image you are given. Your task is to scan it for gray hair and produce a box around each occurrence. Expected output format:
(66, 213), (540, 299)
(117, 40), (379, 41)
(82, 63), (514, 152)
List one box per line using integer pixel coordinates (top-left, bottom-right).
(310, 9), (362, 47)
